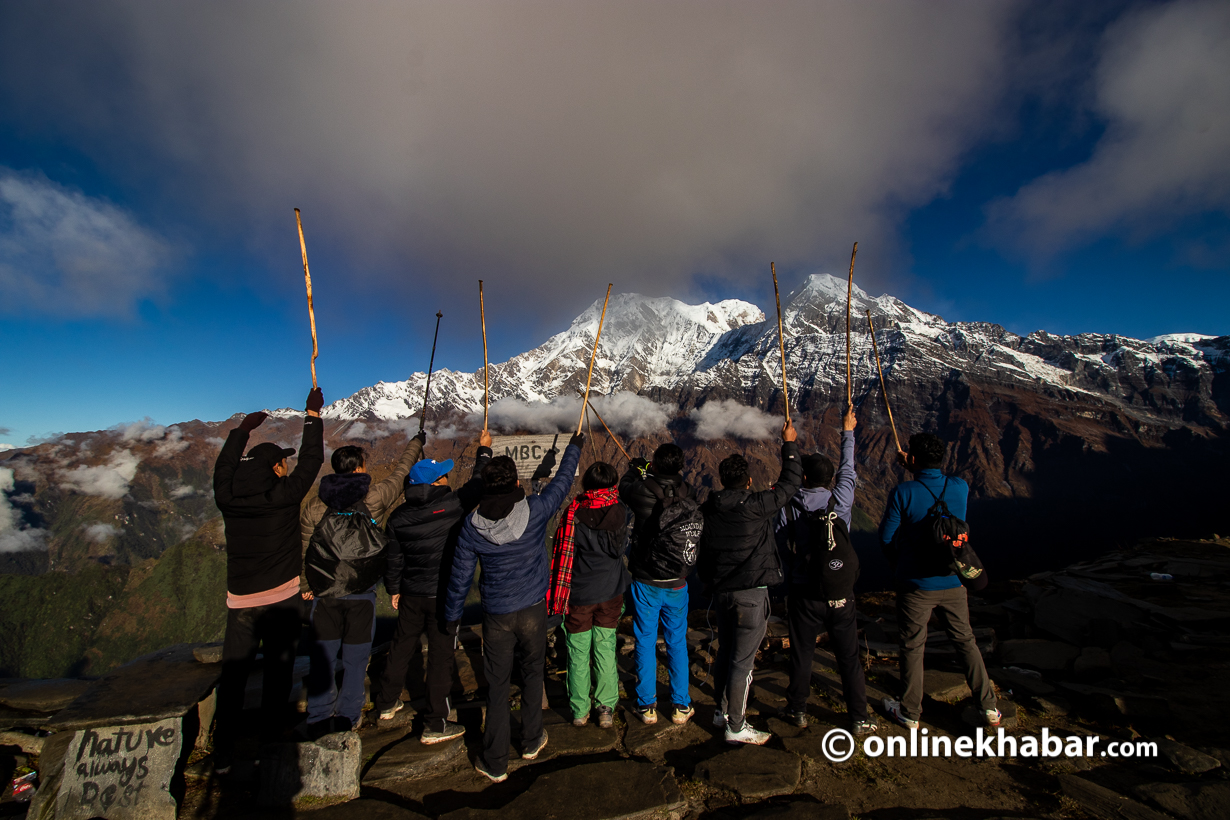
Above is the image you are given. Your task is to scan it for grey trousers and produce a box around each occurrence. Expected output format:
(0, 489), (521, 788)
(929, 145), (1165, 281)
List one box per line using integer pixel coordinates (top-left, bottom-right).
(713, 588), (769, 731)
(896, 585), (996, 721)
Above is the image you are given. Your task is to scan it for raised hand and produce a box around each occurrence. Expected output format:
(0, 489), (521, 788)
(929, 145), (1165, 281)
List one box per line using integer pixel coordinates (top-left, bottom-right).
(238, 411), (268, 432)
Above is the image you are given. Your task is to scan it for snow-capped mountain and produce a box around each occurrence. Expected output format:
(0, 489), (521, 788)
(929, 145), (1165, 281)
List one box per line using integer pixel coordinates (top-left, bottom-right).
(318, 273), (1227, 437)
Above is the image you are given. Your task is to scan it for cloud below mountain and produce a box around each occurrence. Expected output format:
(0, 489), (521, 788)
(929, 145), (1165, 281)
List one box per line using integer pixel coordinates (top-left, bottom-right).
(0, 466), (48, 553)
(689, 399), (783, 441)
(59, 449), (141, 500)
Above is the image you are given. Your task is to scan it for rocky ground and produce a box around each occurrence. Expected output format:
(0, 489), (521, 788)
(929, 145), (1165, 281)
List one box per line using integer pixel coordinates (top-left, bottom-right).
(3, 536), (1229, 819)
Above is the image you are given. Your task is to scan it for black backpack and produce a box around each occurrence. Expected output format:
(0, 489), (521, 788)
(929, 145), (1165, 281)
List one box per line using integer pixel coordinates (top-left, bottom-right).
(785, 494), (859, 601)
(918, 478), (986, 590)
(643, 478), (704, 576)
(305, 503), (392, 598)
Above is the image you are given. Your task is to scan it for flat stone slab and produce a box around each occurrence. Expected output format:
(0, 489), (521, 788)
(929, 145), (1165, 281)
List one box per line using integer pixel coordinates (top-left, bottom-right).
(999, 639), (1080, 671)
(989, 667), (1056, 696)
(259, 732), (362, 806)
(879, 668), (972, 702)
(192, 643), (223, 664)
(0, 678), (93, 713)
(622, 709), (711, 759)
(362, 734), (466, 785)
(441, 760), (686, 820)
(48, 644), (221, 730)
(1059, 773), (1170, 820)
(1136, 781), (1230, 820)
(0, 706), (51, 730)
(740, 799), (850, 820)
(507, 707), (619, 763)
(0, 729), (44, 755)
(696, 745), (801, 800)
(299, 798), (430, 819)
(1155, 738), (1222, 774)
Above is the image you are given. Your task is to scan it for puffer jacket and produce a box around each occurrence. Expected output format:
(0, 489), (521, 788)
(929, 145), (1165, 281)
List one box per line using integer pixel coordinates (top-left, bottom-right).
(383, 446), (491, 598)
(698, 442), (802, 593)
(298, 435), (422, 592)
(444, 443), (582, 621)
(620, 467), (695, 587)
(213, 416), (324, 596)
(567, 502), (633, 608)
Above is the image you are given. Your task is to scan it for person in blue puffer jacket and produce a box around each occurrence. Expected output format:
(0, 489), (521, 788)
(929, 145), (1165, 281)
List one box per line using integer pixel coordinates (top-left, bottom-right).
(444, 431), (584, 783)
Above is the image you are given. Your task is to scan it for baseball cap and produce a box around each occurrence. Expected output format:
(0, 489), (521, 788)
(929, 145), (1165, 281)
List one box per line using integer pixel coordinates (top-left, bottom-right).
(408, 458), (454, 485)
(242, 441), (296, 469)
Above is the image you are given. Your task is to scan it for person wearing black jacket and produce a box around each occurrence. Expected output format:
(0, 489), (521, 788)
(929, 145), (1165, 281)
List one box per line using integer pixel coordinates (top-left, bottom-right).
(698, 420), (801, 746)
(211, 387), (325, 773)
(371, 430), (492, 744)
(619, 442), (697, 726)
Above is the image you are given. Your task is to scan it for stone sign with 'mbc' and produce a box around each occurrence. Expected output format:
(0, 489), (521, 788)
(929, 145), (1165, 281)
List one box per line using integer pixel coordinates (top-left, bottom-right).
(54, 718), (181, 819)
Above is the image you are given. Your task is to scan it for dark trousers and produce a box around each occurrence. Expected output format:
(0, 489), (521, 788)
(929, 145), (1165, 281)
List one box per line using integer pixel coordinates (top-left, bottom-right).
(896, 585), (996, 721)
(482, 599), (546, 776)
(712, 588), (769, 731)
(786, 588), (868, 722)
(306, 595), (375, 727)
(373, 596), (458, 732)
(215, 595), (301, 758)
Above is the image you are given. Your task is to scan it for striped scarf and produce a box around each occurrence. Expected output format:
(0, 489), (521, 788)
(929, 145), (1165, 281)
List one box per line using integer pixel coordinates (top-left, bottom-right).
(547, 487), (621, 616)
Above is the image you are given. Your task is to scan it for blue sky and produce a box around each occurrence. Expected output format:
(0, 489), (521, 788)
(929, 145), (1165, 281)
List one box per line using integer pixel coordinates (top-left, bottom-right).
(1, 0), (1228, 448)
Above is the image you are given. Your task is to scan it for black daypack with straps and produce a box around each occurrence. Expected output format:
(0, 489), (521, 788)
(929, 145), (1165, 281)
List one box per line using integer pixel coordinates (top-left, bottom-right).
(784, 494), (859, 601)
(305, 503), (392, 598)
(915, 478), (987, 590)
(637, 478), (704, 580)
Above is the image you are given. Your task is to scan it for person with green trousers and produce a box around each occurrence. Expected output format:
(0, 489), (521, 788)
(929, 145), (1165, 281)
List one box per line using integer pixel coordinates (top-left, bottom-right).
(547, 461), (632, 728)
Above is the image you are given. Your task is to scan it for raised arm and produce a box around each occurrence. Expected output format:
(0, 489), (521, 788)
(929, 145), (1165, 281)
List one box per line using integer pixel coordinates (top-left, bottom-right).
(212, 411), (268, 506)
(271, 389), (325, 505)
(367, 431), (425, 520)
(744, 421), (803, 519)
(456, 430), (494, 513)
(831, 407), (858, 528)
(536, 434), (584, 515)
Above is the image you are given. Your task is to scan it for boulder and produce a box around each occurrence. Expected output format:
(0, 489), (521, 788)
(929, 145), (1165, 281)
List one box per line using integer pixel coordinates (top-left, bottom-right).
(191, 643), (223, 664)
(361, 733), (466, 787)
(1058, 683), (1171, 718)
(1031, 695), (1071, 716)
(0, 679), (92, 713)
(1030, 585), (1151, 647)
(0, 729), (43, 755)
(742, 799), (850, 819)
(440, 760), (685, 820)
(1155, 739), (1222, 774)
(1136, 782), (1230, 820)
(998, 639), (1079, 671)
(988, 666), (1056, 696)
(879, 668), (971, 702)
(258, 731), (362, 806)
(1059, 773), (1171, 820)
(299, 798), (430, 819)
(696, 745), (802, 799)
(1073, 647), (1112, 680)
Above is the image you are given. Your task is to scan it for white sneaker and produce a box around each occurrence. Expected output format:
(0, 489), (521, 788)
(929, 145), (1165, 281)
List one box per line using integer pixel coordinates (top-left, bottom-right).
(725, 722), (771, 745)
(985, 708), (1002, 727)
(379, 701), (405, 721)
(712, 710), (727, 728)
(882, 698), (919, 730)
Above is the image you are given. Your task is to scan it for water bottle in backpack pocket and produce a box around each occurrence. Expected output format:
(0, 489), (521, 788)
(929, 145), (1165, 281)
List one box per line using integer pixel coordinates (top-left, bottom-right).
(305, 502), (392, 598)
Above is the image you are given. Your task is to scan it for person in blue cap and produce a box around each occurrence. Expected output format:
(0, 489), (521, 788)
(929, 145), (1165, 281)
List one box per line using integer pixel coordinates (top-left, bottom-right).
(371, 429), (493, 744)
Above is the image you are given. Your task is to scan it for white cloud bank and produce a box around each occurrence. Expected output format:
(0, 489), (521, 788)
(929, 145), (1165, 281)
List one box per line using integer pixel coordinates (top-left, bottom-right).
(483, 392), (672, 437)
(0, 466), (48, 553)
(59, 449), (141, 499)
(689, 400), (783, 441)
(81, 522), (121, 543)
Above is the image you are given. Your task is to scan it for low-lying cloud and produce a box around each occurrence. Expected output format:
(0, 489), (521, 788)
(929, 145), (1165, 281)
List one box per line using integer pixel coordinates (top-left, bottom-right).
(81, 522), (121, 543)
(483, 392), (673, 437)
(0, 169), (173, 317)
(689, 399), (783, 441)
(0, 466), (48, 553)
(59, 449), (141, 499)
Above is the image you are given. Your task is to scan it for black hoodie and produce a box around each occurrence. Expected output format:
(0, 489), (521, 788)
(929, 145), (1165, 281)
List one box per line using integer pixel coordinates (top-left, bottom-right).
(213, 417), (324, 596)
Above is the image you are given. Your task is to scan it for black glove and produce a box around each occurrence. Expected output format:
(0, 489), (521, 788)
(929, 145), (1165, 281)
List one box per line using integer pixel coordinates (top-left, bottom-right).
(238, 411), (268, 432)
(414, 430), (427, 447)
(568, 432), (585, 449)
(305, 387), (324, 413)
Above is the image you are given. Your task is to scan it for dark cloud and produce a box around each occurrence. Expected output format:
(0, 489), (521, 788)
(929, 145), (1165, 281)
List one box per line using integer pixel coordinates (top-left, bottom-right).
(0, 0), (1018, 317)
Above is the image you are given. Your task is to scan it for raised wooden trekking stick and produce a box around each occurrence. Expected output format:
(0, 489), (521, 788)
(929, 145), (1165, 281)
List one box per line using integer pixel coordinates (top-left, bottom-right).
(845, 242), (858, 409)
(867, 310), (901, 453)
(576, 284), (613, 436)
(419, 311), (443, 435)
(294, 208), (319, 388)
(771, 263), (790, 424)
(479, 281), (489, 431)
(585, 396), (632, 462)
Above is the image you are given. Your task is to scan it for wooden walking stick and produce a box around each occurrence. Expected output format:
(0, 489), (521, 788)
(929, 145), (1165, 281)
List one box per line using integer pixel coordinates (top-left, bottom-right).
(867, 310), (901, 453)
(294, 208), (319, 388)
(584, 396), (632, 462)
(479, 281), (489, 431)
(576, 284), (613, 436)
(771, 263), (790, 424)
(845, 242), (858, 409)
(419, 311), (443, 435)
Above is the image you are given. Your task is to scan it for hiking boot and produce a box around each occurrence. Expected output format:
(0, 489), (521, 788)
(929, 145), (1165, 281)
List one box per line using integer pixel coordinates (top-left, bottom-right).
(725, 722), (771, 745)
(882, 698), (919, 730)
(853, 719), (879, 736)
(597, 706), (614, 729)
(522, 731), (548, 760)
(781, 708), (808, 728)
(421, 721), (465, 745)
(378, 701), (405, 721)
(671, 704), (695, 725)
(712, 710), (727, 728)
(984, 708), (1002, 727)
(474, 759), (507, 783)
(572, 713), (590, 727)
(635, 705), (658, 725)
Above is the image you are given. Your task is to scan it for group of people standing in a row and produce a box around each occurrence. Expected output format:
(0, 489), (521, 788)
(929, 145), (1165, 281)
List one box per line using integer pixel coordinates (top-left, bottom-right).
(212, 387), (998, 783)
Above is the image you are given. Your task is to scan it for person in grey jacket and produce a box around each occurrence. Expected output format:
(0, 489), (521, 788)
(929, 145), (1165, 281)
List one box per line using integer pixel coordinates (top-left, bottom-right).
(773, 407), (875, 735)
(444, 432), (584, 783)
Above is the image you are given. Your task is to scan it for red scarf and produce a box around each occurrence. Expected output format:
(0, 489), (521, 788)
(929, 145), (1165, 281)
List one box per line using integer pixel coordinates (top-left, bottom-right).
(547, 487), (621, 616)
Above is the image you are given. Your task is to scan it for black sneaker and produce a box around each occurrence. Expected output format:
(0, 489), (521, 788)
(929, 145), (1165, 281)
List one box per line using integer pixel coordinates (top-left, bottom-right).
(781, 708), (808, 728)
(522, 730), (549, 760)
(422, 720), (466, 745)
